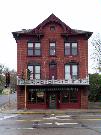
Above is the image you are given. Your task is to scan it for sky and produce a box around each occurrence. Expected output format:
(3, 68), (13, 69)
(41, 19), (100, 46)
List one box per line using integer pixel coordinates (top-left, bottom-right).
(0, 0), (101, 73)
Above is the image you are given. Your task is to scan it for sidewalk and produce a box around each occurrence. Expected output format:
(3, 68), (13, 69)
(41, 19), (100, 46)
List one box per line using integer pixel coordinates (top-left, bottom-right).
(0, 100), (17, 113)
(0, 101), (101, 114)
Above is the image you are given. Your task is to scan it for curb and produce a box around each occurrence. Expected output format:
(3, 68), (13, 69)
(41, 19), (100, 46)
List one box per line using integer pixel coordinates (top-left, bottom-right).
(1, 109), (101, 115)
(0, 111), (68, 115)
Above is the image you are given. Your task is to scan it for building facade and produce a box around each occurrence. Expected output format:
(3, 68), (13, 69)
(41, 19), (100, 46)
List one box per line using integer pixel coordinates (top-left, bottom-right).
(12, 14), (92, 109)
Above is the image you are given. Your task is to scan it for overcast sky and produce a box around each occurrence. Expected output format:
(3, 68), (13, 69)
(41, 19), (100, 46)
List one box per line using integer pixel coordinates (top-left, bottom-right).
(0, 0), (101, 73)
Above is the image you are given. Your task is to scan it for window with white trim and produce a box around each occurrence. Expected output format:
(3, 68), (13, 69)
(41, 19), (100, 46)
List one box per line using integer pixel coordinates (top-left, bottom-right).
(28, 65), (41, 79)
(28, 43), (33, 56)
(35, 65), (40, 79)
(65, 64), (78, 80)
(65, 42), (77, 55)
(50, 42), (56, 56)
(28, 42), (41, 56)
(35, 43), (41, 56)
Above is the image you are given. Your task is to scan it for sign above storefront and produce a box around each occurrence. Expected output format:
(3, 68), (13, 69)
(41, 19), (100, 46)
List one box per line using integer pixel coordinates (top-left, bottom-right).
(17, 77), (89, 86)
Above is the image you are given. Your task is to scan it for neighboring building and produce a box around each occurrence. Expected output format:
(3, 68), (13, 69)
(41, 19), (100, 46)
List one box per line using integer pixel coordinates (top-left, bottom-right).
(12, 14), (92, 109)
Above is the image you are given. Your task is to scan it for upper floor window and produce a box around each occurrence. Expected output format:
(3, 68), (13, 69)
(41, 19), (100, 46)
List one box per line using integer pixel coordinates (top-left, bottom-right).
(28, 42), (41, 56)
(50, 42), (56, 56)
(49, 62), (57, 79)
(65, 42), (77, 56)
(50, 26), (55, 32)
(28, 65), (41, 79)
(35, 65), (41, 79)
(35, 43), (41, 56)
(28, 43), (33, 56)
(65, 64), (78, 80)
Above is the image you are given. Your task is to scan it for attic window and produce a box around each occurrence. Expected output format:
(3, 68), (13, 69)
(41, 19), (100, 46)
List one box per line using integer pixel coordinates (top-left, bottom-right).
(50, 26), (55, 32)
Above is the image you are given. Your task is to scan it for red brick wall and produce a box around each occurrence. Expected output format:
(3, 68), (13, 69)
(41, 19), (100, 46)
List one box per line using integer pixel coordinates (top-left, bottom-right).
(16, 86), (25, 109)
(16, 22), (89, 109)
(17, 23), (88, 80)
(17, 39), (28, 78)
(80, 87), (88, 109)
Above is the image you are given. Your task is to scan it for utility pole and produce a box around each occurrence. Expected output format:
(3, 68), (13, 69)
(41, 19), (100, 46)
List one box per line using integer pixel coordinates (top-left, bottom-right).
(5, 72), (11, 107)
(24, 69), (27, 110)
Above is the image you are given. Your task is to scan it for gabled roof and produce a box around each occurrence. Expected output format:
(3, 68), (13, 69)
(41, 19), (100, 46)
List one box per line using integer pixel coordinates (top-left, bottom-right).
(32, 13), (71, 33)
(12, 13), (93, 39)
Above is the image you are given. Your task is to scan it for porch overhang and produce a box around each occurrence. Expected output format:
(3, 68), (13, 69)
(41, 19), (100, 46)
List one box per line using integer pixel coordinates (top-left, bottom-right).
(17, 77), (89, 86)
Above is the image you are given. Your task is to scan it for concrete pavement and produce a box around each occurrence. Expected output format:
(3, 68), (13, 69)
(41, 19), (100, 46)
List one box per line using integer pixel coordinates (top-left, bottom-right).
(0, 92), (101, 114)
(0, 97), (101, 114)
(0, 103), (101, 115)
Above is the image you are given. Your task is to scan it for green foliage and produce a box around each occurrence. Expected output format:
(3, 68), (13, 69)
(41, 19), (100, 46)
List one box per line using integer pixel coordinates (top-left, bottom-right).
(0, 64), (17, 92)
(27, 69), (31, 80)
(0, 89), (3, 94)
(89, 73), (101, 102)
(9, 70), (17, 91)
(0, 64), (5, 88)
(21, 69), (31, 80)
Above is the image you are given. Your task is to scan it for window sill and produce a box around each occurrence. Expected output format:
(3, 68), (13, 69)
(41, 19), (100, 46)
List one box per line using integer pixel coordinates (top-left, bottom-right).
(64, 55), (78, 57)
(27, 55), (42, 57)
(49, 55), (57, 57)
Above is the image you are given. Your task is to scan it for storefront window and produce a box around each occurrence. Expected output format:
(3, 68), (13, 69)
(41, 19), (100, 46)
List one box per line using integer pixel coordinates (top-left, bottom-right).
(28, 89), (36, 103)
(28, 89), (44, 103)
(61, 91), (69, 103)
(70, 90), (78, 103)
(61, 88), (78, 103)
(37, 92), (44, 103)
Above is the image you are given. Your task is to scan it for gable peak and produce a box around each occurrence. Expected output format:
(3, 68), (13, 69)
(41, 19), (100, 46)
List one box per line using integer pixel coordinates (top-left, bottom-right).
(33, 13), (71, 33)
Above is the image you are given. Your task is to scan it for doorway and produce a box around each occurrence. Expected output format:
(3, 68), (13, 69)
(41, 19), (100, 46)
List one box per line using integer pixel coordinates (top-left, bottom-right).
(49, 94), (56, 109)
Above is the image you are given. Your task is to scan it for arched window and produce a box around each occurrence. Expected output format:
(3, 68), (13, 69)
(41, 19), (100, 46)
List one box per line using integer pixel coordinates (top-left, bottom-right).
(49, 61), (57, 79)
(28, 65), (41, 80)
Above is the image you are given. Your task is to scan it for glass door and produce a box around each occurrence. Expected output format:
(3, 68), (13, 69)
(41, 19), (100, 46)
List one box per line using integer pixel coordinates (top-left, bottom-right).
(49, 94), (56, 109)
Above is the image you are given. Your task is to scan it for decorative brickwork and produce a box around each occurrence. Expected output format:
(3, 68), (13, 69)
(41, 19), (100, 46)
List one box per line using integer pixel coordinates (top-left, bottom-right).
(13, 14), (92, 109)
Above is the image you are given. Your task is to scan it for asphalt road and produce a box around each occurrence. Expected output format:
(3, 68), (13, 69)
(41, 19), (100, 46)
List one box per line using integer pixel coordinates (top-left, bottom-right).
(0, 93), (16, 107)
(0, 112), (101, 135)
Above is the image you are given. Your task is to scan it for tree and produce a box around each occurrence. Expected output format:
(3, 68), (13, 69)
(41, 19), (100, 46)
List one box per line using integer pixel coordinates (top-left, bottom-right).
(5, 72), (10, 87)
(21, 69), (31, 80)
(9, 70), (17, 92)
(91, 33), (101, 73)
(89, 73), (101, 102)
(0, 64), (17, 92)
(0, 64), (5, 91)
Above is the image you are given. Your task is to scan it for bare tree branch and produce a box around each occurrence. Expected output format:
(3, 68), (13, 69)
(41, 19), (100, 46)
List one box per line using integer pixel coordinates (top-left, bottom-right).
(91, 33), (101, 73)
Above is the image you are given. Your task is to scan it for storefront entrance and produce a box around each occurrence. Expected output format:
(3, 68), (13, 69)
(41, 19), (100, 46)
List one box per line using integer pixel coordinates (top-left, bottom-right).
(49, 94), (56, 109)
(27, 87), (81, 109)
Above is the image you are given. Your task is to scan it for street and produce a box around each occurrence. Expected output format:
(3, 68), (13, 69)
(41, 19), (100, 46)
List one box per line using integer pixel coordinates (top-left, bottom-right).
(0, 93), (101, 135)
(0, 93), (16, 107)
(0, 112), (101, 135)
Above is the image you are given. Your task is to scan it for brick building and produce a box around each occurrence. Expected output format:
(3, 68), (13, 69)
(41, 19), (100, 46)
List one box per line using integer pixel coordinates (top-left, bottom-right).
(12, 14), (92, 109)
